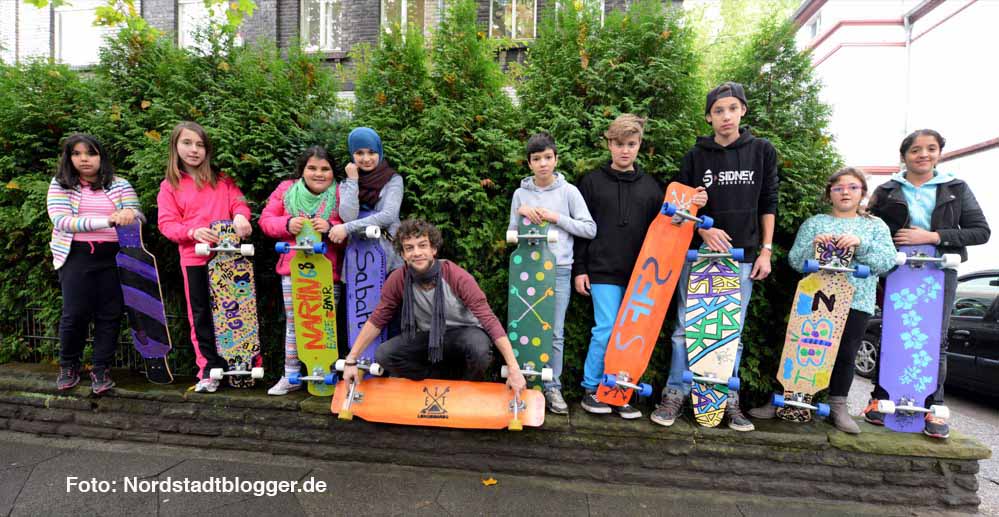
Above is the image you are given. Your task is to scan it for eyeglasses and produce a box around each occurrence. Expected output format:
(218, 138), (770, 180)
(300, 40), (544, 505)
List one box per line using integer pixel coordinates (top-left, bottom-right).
(830, 185), (863, 194)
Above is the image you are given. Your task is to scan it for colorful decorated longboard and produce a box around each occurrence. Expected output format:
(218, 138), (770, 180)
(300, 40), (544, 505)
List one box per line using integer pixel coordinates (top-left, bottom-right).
(876, 245), (958, 432)
(504, 218), (557, 390)
(774, 242), (865, 422)
(682, 247), (744, 427)
(331, 377), (545, 430)
(345, 210), (387, 366)
(596, 183), (711, 406)
(197, 220), (263, 388)
(276, 220), (338, 396)
(115, 222), (173, 384)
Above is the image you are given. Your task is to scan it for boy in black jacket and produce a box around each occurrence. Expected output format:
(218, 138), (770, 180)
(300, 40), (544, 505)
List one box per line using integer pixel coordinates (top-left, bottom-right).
(651, 82), (779, 431)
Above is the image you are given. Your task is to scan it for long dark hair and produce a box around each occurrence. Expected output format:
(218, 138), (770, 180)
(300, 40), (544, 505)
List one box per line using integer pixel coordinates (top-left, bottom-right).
(293, 145), (334, 178)
(56, 134), (115, 190)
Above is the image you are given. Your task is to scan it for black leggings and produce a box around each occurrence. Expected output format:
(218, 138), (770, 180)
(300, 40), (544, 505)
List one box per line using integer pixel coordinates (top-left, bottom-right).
(375, 326), (494, 380)
(58, 242), (123, 369)
(829, 309), (871, 397)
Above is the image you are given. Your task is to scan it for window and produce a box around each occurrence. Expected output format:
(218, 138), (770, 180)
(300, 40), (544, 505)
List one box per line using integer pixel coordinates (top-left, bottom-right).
(490, 0), (536, 40)
(954, 274), (999, 317)
(807, 12), (822, 40)
(178, 0), (232, 50)
(54, 0), (113, 66)
(302, 0), (344, 52)
(381, 0), (438, 37)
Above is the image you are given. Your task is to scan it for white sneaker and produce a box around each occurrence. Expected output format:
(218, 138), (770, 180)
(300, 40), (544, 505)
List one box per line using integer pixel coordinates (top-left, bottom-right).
(267, 376), (301, 396)
(194, 378), (220, 393)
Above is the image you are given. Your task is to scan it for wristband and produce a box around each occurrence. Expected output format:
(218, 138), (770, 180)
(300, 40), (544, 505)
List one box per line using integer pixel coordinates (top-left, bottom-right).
(762, 243), (773, 250)
(344, 360), (358, 367)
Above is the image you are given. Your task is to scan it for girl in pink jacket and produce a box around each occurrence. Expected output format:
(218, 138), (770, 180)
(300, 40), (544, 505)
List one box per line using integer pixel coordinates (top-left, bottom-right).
(259, 146), (346, 395)
(157, 122), (253, 393)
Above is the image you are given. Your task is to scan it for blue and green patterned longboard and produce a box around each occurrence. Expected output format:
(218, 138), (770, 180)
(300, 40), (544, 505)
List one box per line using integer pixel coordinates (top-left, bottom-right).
(506, 218), (557, 391)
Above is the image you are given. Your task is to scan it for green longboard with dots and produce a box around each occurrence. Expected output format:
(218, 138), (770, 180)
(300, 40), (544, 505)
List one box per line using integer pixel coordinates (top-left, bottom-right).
(506, 218), (558, 391)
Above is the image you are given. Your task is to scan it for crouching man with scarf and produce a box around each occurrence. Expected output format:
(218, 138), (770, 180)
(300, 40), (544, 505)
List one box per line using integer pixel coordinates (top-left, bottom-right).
(341, 219), (527, 393)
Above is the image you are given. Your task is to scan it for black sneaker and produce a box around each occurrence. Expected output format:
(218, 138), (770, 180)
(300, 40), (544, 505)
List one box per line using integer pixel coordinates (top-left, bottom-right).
(581, 391), (611, 414)
(923, 413), (950, 439)
(614, 403), (642, 420)
(57, 365), (81, 391)
(725, 392), (755, 432)
(863, 399), (885, 426)
(650, 387), (684, 427)
(89, 367), (115, 395)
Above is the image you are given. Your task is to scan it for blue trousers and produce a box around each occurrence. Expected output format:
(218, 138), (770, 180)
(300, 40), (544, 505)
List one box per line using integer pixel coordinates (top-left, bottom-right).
(581, 284), (626, 391)
(545, 267), (572, 390)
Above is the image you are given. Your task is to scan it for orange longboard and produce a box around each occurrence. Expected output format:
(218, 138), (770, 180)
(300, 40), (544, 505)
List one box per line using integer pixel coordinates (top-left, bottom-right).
(596, 182), (705, 406)
(330, 377), (545, 430)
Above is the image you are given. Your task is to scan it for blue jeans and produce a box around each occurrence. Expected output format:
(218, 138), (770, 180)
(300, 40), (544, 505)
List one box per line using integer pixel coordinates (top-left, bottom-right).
(581, 283), (626, 391)
(545, 267), (572, 390)
(666, 261), (754, 396)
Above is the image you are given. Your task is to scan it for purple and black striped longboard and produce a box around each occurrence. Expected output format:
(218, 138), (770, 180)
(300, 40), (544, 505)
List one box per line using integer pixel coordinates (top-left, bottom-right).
(345, 210), (387, 367)
(115, 223), (173, 384)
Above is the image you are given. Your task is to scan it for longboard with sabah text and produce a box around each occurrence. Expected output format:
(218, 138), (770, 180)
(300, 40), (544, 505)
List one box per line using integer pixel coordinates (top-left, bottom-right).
(596, 182), (712, 407)
(772, 242), (867, 422)
(345, 210), (388, 370)
(330, 360), (544, 430)
(196, 220), (264, 387)
(680, 247), (744, 427)
(115, 222), (174, 384)
(876, 245), (959, 432)
(276, 220), (339, 395)
(503, 218), (557, 390)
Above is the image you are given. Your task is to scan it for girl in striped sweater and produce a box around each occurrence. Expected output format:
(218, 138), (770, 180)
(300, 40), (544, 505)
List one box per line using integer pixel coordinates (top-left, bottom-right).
(46, 133), (142, 394)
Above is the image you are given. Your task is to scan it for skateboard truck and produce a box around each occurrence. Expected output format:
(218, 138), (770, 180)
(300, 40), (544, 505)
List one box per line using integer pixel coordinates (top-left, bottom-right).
(508, 391), (525, 431)
(681, 370), (740, 391)
(500, 364), (553, 382)
(195, 242), (255, 257)
(275, 240), (327, 255)
(289, 365), (338, 386)
(894, 252), (961, 270)
(661, 202), (714, 230)
(877, 398), (950, 419)
(600, 372), (653, 397)
(209, 364), (264, 381)
(506, 229), (558, 245)
(685, 248), (745, 263)
(772, 393), (830, 417)
(802, 259), (870, 278)
(334, 360), (384, 421)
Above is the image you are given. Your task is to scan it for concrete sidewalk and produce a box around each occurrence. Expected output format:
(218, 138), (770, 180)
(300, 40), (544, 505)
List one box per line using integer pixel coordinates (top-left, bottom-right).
(0, 430), (928, 517)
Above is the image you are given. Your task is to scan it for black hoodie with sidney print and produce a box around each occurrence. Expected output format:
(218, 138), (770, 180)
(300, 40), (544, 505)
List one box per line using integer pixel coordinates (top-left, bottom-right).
(571, 161), (664, 285)
(677, 127), (779, 262)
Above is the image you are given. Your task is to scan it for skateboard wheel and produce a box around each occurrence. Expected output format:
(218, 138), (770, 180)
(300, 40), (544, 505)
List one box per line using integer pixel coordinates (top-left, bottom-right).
(209, 368), (224, 380)
(803, 259), (819, 273)
(681, 370), (693, 384)
(500, 365), (510, 378)
(697, 215), (714, 230)
(638, 383), (653, 398)
(940, 254), (960, 269)
(853, 265), (870, 279)
(894, 252), (907, 266)
(275, 242), (290, 254)
(323, 373), (338, 385)
(929, 405), (950, 419)
(661, 202), (676, 216)
(506, 230), (518, 244)
(369, 363), (384, 376)
(251, 367), (264, 379)
(816, 403), (830, 417)
(195, 243), (211, 256)
(727, 376), (740, 391)
(877, 400), (896, 414)
(601, 374), (617, 388)
(338, 411), (354, 421)
(508, 419), (523, 431)
(540, 367), (554, 382)
(772, 393), (785, 407)
(334, 359), (346, 372)
(546, 230), (558, 244)
(730, 248), (745, 262)
(312, 242), (327, 254)
(365, 225), (381, 239)
(288, 372), (302, 385)
(685, 250), (699, 262)
(240, 244), (255, 257)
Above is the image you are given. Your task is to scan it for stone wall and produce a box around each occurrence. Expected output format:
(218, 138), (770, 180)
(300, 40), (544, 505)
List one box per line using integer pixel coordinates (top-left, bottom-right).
(0, 363), (988, 514)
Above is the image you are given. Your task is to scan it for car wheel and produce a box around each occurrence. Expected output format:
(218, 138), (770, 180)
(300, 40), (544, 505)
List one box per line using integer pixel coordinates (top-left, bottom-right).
(855, 334), (878, 379)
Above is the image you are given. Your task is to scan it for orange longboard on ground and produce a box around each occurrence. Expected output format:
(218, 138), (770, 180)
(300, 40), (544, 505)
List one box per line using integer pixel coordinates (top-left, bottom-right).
(596, 182), (710, 406)
(330, 377), (545, 430)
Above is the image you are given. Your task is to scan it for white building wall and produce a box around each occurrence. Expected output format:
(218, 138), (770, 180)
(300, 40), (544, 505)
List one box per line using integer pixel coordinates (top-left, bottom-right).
(18, 2), (52, 61)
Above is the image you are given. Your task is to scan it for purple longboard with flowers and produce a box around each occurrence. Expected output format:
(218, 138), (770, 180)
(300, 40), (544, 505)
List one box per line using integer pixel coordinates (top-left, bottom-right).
(115, 223), (173, 384)
(879, 245), (945, 433)
(345, 210), (387, 365)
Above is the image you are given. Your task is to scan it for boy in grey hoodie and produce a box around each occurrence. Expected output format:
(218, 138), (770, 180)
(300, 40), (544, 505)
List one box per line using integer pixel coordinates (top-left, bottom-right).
(508, 132), (597, 414)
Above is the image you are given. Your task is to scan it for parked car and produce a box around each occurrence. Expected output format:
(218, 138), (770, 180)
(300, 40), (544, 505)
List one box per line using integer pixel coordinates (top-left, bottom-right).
(855, 269), (999, 398)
